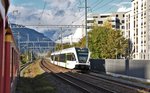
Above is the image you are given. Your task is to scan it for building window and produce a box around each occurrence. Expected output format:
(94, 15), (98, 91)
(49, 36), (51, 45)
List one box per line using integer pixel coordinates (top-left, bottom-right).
(122, 26), (124, 29)
(122, 20), (125, 23)
(98, 21), (103, 24)
(116, 26), (120, 29)
(116, 14), (118, 17)
(87, 26), (92, 29)
(141, 50), (143, 53)
(123, 14), (125, 17)
(112, 25), (116, 28)
(136, 46), (138, 52)
(126, 24), (128, 29)
(101, 16), (109, 18)
(136, 37), (138, 44)
(111, 20), (115, 22)
(93, 16), (98, 18)
(136, 29), (138, 35)
(87, 20), (94, 23)
(141, 41), (143, 44)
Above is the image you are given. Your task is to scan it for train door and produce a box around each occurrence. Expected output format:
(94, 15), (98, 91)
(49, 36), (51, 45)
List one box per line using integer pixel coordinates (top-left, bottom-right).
(59, 54), (66, 68)
(66, 53), (76, 69)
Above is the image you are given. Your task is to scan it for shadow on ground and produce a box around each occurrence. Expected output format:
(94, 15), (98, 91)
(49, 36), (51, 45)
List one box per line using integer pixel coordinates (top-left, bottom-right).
(16, 72), (56, 93)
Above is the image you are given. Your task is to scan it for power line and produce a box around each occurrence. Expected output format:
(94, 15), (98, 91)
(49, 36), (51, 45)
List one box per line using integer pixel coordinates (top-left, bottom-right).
(69, 0), (88, 25)
(70, 0), (104, 25)
(92, 0), (113, 12)
(38, 1), (47, 25)
(91, 0), (104, 10)
(58, 0), (86, 25)
(11, 24), (85, 28)
(99, 0), (125, 13)
(89, 0), (99, 7)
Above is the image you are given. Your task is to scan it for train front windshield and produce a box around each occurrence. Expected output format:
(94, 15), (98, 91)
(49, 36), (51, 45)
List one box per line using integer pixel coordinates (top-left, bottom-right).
(76, 48), (89, 63)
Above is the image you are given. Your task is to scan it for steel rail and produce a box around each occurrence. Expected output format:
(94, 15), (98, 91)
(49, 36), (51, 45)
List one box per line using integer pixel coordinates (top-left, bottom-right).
(40, 60), (116, 93)
(40, 60), (91, 93)
(87, 73), (150, 92)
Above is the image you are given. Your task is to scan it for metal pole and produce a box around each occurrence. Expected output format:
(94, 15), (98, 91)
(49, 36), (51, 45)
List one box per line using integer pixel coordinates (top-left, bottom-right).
(61, 27), (63, 49)
(27, 34), (29, 61)
(17, 32), (20, 51)
(31, 50), (32, 62)
(85, 0), (88, 48)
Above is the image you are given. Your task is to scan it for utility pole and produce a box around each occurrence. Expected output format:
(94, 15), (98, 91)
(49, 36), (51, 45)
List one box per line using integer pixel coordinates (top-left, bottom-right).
(60, 27), (63, 50)
(85, 0), (88, 48)
(27, 34), (29, 61)
(17, 32), (20, 51)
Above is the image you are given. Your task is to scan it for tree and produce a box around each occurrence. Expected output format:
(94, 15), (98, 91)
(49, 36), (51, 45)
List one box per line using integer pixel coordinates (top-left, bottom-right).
(103, 18), (112, 29)
(78, 25), (128, 59)
(20, 53), (28, 65)
(55, 43), (75, 51)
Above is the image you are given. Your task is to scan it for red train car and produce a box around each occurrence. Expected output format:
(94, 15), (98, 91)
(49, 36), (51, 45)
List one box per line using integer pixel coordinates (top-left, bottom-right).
(0, 0), (20, 93)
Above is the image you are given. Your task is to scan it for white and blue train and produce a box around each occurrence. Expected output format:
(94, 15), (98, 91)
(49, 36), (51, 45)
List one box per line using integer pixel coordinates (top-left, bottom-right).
(50, 47), (90, 70)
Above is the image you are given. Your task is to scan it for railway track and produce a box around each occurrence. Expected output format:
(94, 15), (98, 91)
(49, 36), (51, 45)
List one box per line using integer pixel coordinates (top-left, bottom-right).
(40, 59), (149, 93)
(87, 73), (150, 92)
(40, 60), (115, 93)
(20, 62), (32, 71)
(69, 73), (146, 93)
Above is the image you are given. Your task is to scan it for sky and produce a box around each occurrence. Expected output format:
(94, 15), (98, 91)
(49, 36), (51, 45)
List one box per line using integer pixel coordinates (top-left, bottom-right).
(8, 0), (132, 32)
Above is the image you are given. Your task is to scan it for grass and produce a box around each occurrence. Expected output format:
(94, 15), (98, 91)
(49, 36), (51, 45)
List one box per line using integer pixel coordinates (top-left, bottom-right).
(16, 60), (56, 93)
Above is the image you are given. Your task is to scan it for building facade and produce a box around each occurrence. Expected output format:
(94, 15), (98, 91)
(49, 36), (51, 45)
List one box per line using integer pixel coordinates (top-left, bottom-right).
(87, 12), (126, 36)
(125, 0), (150, 59)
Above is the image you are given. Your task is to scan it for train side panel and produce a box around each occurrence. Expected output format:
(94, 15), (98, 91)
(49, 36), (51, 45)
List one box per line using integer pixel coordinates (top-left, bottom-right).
(51, 47), (90, 70)
(0, 16), (5, 93)
(4, 34), (11, 93)
(4, 27), (20, 93)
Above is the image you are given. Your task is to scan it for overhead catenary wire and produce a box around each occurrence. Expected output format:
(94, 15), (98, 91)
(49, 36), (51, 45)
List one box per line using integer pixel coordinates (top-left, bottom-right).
(56, 0), (84, 25)
(89, 0), (99, 7)
(98, 0), (125, 13)
(92, 0), (114, 12)
(90, 0), (104, 10)
(69, 0), (88, 25)
(69, 0), (105, 25)
(38, 1), (47, 25)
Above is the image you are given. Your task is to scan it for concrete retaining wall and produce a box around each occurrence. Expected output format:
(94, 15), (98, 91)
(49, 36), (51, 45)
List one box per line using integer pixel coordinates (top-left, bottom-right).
(128, 60), (150, 79)
(90, 59), (150, 80)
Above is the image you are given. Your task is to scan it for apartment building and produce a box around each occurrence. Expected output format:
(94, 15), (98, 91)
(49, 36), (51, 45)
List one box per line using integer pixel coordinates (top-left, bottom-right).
(125, 0), (150, 59)
(87, 12), (126, 36)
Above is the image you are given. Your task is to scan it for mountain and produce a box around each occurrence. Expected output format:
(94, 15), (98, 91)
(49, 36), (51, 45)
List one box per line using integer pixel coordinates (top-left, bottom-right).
(43, 28), (76, 41)
(55, 28), (85, 44)
(11, 24), (55, 53)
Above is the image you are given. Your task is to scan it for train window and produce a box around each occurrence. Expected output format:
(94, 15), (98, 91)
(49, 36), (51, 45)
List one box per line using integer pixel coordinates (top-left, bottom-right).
(76, 48), (89, 63)
(55, 55), (59, 61)
(59, 54), (66, 62)
(11, 48), (13, 83)
(51, 55), (54, 61)
(67, 53), (76, 61)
